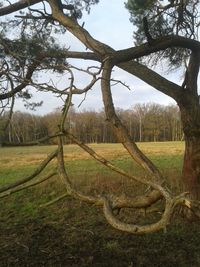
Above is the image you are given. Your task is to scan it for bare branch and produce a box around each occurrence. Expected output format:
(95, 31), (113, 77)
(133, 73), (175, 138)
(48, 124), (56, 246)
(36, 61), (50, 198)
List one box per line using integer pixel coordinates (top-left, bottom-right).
(110, 79), (131, 91)
(0, 149), (58, 194)
(102, 193), (190, 234)
(59, 69), (74, 132)
(101, 59), (165, 183)
(0, 171), (57, 199)
(0, 53), (45, 100)
(1, 132), (62, 146)
(30, 64), (101, 102)
(64, 130), (164, 192)
(57, 136), (102, 205)
(40, 192), (69, 208)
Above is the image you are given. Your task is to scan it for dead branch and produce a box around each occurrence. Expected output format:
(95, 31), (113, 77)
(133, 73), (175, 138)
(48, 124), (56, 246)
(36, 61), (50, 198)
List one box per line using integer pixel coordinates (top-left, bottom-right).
(1, 133), (63, 146)
(64, 130), (164, 209)
(0, 149), (58, 194)
(64, 131), (163, 193)
(40, 192), (69, 208)
(0, 171), (57, 199)
(30, 63), (101, 97)
(58, 130), (196, 234)
(59, 69), (74, 132)
(57, 135), (102, 206)
(110, 79), (131, 91)
(102, 193), (191, 234)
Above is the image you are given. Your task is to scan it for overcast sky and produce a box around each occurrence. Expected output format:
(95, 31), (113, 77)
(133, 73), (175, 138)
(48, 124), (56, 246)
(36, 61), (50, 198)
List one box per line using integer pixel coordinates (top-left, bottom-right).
(16, 0), (179, 115)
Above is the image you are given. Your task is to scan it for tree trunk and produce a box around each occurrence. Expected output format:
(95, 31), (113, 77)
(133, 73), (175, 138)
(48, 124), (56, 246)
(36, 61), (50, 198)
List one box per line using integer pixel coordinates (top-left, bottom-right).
(182, 136), (200, 199)
(180, 99), (200, 200)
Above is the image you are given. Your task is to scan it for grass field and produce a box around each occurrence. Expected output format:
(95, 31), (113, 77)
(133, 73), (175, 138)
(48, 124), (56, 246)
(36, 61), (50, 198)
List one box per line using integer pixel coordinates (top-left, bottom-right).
(0, 142), (200, 267)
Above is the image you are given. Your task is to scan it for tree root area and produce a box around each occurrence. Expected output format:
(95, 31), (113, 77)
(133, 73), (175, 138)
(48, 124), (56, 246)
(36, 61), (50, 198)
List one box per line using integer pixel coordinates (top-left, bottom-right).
(0, 201), (200, 267)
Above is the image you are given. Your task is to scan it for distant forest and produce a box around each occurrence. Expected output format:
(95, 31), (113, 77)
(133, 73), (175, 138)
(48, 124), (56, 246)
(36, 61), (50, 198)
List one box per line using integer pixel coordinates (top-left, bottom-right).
(0, 103), (183, 145)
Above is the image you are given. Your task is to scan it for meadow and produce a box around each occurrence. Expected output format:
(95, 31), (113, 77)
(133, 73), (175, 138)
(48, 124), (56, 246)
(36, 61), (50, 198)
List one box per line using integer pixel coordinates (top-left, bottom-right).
(0, 142), (200, 267)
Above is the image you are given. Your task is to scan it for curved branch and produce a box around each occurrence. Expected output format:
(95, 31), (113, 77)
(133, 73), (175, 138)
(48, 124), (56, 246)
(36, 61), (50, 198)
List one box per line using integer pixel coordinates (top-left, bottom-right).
(103, 194), (187, 234)
(57, 136), (101, 205)
(101, 59), (165, 183)
(64, 130), (164, 209)
(57, 134), (164, 211)
(113, 36), (200, 64)
(0, 49), (99, 101)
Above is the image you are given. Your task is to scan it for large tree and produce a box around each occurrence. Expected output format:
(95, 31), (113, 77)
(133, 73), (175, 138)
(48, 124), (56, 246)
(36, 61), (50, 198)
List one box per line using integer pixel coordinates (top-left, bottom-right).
(126, 0), (200, 200)
(0, 0), (200, 234)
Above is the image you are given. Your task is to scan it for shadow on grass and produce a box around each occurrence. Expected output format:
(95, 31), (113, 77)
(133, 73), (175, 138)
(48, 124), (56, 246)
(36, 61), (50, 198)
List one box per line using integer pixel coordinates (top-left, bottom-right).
(0, 196), (200, 267)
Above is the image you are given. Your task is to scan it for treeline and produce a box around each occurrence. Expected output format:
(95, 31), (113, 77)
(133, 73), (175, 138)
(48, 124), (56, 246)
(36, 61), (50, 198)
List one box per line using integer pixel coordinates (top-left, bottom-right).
(0, 103), (183, 145)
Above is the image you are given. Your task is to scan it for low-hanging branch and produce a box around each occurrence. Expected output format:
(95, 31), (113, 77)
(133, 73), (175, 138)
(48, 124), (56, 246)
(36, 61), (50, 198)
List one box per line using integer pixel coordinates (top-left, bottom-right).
(64, 132), (164, 209)
(57, 135), (102, 206)
(102, 193), (190, 234)
(101, 59), (164, 183)
(1, 133), (63, 146)
(0, 149), (58, 194)
(0, 171), (57, 199)
(56, 128), (196, 234)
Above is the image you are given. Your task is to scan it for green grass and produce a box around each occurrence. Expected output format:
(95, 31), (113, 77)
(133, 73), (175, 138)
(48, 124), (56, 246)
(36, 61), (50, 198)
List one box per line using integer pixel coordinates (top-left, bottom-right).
(1, 142), (200, 267)
(0, 141), (184, 218)
(0, 141), (184, 184)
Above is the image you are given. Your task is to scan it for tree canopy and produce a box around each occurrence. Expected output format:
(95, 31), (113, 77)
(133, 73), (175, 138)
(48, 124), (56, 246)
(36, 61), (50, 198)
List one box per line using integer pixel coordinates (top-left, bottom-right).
(126, 0), (200, 67)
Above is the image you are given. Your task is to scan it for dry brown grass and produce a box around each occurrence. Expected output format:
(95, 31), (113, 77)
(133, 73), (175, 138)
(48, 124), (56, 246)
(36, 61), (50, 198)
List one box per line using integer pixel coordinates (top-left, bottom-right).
(0, 141), (184, 168)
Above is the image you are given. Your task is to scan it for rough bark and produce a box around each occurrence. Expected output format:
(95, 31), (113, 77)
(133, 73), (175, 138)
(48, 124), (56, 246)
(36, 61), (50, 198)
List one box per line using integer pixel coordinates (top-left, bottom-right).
(0, 0), (41, 16)
(178, 51), (200, 200)
(183, 136), (200, 199)
(179, 96), (200, 200)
